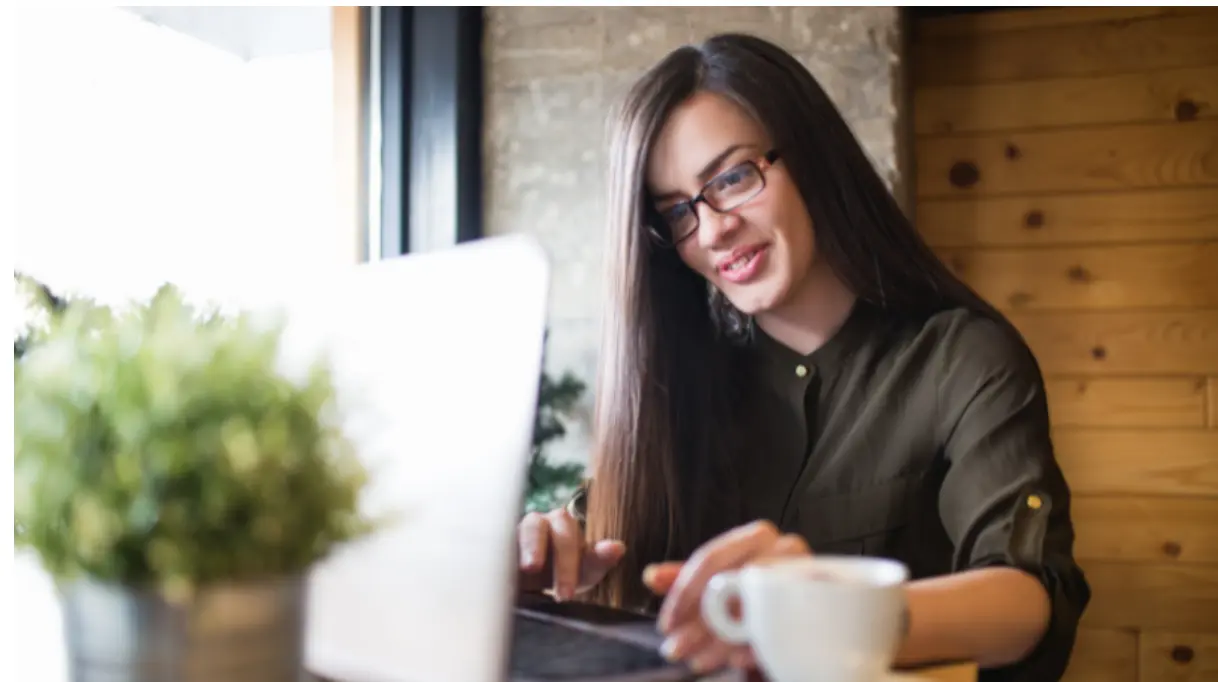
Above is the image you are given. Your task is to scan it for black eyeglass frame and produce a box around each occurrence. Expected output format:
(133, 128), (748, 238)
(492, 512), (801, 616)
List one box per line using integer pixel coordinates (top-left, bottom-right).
(647, 148), (783, 248)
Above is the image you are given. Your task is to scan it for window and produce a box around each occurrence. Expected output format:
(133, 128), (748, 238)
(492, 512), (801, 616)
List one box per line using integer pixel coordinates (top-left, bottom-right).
(14, 6), (484, 335)
(15, 6), (351, 311)
(371, 7), (485, 258)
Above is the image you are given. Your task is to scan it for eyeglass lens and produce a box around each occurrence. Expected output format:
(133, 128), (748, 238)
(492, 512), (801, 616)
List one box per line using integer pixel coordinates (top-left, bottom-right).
(662, 161), (765, 242)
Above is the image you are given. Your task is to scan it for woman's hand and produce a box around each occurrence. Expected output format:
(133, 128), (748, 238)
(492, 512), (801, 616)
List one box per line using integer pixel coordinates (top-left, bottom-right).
(517, 507), (625, 601)
(645, 520), (811, 673)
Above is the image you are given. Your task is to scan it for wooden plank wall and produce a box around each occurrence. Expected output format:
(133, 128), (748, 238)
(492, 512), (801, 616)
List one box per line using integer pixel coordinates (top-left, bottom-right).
(910, 8), (1218, 682)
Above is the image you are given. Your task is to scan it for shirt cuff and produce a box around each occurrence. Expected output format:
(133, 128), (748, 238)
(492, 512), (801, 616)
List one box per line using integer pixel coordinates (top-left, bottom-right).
(988, 558), (1090, 682)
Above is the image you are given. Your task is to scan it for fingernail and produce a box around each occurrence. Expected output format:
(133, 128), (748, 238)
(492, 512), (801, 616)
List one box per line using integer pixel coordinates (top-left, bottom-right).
(642, 565), (658, 586)
(598, 540), (625, 557)
(659, 638), (680, 661)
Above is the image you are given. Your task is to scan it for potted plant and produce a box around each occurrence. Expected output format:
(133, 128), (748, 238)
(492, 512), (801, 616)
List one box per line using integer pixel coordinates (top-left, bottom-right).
(14, 278), (374, 682)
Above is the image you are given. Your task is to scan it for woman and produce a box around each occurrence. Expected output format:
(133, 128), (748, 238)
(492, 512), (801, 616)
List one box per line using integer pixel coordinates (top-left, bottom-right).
(517, 33), (1089, 681)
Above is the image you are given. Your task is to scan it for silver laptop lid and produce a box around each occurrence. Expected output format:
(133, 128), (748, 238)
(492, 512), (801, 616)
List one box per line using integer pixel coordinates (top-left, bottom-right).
(257, 235), (551, 682)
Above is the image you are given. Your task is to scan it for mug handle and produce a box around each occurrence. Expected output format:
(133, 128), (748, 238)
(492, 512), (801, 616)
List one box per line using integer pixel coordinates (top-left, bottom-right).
(700, 572), (749, 644)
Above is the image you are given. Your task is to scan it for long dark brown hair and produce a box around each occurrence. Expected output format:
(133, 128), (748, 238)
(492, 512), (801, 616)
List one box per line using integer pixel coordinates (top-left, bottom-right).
(585, 33), (1011, 610)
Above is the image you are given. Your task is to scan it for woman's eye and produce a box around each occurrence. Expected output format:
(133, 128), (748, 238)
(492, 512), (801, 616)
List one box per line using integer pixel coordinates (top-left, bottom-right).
(709, 170), (745, 196)
(663, 204), (690, 223)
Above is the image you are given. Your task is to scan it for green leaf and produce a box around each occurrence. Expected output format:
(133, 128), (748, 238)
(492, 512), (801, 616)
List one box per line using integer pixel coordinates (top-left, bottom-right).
(14, 282), (375, 595)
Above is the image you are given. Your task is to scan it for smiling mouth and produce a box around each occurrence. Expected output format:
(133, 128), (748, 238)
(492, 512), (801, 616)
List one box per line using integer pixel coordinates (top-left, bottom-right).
(725, 253), (756, 272)
(719, 246), (764, 274)
(716, 245), (769, 284)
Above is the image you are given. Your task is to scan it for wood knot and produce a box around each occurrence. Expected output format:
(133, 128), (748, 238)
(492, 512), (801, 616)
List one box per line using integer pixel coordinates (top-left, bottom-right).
(1004, 143), (1021, 160)
(948, 161), (980, 189)
(1024, 210), (1045, 228)
(1175, 99), (1200, 122)
(1091, 346), (1107, 360)
(1171, 645), (1194, 664)
(1163, 541), (1183, 558)
(1008, 292), (1034, 308)
(1067, 265), (1092, 283)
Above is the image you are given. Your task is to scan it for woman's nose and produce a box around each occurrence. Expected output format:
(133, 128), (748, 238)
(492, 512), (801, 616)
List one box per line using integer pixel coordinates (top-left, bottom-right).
(696, 207), (742, 249)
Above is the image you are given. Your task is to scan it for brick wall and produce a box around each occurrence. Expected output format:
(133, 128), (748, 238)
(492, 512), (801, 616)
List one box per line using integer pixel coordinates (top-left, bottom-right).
(484, 7), (909, 464)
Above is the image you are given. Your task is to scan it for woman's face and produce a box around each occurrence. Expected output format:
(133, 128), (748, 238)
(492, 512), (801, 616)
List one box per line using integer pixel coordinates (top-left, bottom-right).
(646, 91), (816, 317)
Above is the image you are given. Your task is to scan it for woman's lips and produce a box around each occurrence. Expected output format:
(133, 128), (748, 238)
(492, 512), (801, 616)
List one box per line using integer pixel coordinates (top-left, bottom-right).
(718, 245), (768, 284)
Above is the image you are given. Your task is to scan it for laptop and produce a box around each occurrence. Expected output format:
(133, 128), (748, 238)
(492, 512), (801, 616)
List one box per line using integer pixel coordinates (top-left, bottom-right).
(238, 235), (726, 682)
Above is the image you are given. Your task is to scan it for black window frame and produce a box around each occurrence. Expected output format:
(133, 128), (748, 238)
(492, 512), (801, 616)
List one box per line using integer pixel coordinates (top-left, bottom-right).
(374, 6), (484, 260)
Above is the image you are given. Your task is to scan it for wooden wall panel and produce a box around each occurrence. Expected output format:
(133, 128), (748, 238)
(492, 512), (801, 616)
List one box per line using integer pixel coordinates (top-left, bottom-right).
(940, 243), (1218, 311)
(1010, 310), (1218, 376)
(1061, 628), (1139, 682)
(916, 66), (1218, 135)
(1073, 496), (1218, 564)
(915, 7), (1187, 39)
(1046, 378), (1208, 428)
(916, 120), (1218, 199)
(917, 188), (1218, 248)
(1053, 429), (1218, 497)
(1081, 563), (1218, 631)
(1140, 631), (1218, 681)
(914, 8), (1218, 679)
(1210, 378), (1218, 428)
(914, 13), (1218, 86)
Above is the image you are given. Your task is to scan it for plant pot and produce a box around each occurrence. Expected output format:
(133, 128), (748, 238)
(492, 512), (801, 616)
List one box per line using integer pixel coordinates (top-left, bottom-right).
(58, 575), (308, 682)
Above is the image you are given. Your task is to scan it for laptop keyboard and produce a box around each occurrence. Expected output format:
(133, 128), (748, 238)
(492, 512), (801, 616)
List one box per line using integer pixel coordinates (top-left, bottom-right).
(508, 614), (673, 680)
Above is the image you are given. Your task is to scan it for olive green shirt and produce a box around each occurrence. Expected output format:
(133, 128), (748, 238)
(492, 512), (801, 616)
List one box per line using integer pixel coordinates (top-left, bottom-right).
(741, 300), (1089, 682)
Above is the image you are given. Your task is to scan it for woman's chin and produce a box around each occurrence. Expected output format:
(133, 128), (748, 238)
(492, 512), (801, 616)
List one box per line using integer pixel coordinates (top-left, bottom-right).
(724, 285), (783, 319)
(720, 289), (755, 314)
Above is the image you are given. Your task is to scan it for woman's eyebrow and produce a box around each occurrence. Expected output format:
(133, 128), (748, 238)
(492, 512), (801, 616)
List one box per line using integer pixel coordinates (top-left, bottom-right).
(651, 143), (751, 202)
(695, 143), (747, 183)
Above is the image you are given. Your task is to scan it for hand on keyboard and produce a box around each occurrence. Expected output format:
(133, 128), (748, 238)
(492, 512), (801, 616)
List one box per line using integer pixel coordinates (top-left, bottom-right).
(517, 507), (626, 601)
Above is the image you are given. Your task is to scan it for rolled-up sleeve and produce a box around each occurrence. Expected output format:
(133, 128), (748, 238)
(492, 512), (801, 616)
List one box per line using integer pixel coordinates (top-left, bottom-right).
(937, 320), (1091, 681)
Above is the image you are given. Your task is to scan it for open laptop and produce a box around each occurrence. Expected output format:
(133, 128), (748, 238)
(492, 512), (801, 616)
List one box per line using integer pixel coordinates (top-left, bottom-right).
(240, 235), (721, 682)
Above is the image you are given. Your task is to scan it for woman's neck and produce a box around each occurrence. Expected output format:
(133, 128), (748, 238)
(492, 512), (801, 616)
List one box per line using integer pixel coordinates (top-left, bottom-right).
(754, 261), (857, 356)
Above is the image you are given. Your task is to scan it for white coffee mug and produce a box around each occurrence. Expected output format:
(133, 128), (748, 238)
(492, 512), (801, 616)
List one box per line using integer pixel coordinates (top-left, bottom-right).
(701, 555), (909, 682)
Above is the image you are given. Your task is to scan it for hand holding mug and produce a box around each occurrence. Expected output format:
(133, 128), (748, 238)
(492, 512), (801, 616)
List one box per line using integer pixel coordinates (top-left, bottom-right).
(645, 520), (812, 673)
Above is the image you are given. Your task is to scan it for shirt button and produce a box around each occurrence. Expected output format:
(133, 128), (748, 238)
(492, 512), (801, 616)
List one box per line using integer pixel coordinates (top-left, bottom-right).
(1026, 494), (1043, 510)
(795, 364), (809, 378)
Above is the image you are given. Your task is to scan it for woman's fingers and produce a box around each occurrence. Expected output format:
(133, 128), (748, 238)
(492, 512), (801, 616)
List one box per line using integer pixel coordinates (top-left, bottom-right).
(651, 528), (811, 674)
(768, 532), (810, 558)
(659, 618), (713, 662)
(545, 508), (585, 600)
(579, 539), (626, 590)
(658, 520), (782, 632)
(518, 512), (550, 572)
(660, 615), (756, 674)
(517, 509), (625, 598)
(728, 647), (755, 670)
(642, 561), (684, 595)
(686, 639), (745, 675)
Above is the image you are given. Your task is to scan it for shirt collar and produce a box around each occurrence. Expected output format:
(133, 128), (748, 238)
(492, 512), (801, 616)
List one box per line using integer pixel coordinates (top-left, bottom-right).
(751, 298), (883, 378)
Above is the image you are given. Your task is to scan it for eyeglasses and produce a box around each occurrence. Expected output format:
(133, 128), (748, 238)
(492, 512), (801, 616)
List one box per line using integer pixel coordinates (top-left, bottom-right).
(648, 149), (782, 247)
